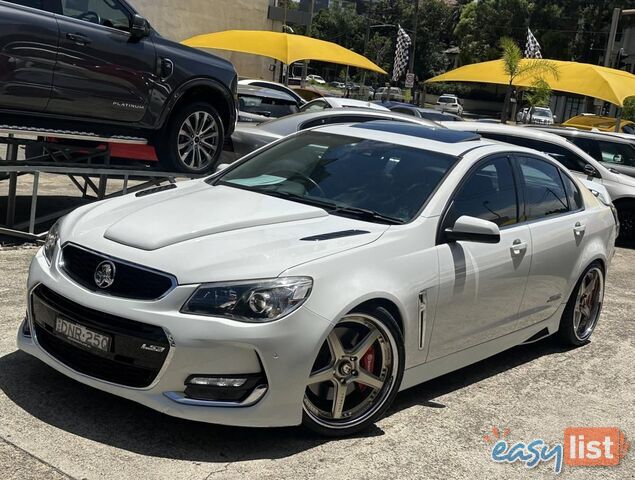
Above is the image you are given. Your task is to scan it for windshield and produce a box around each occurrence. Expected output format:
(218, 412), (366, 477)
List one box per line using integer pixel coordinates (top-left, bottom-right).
(214, 131), (457, 223)
(533, 108), (552, 118)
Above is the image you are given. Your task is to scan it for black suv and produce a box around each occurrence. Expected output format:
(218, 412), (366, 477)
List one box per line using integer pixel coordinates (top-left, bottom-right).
(0, 0), (237, 173)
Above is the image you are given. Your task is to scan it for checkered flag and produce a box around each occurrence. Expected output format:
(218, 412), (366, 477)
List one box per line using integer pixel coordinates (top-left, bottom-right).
(525, 28), (542, 59)
(392, 25), (412, 82)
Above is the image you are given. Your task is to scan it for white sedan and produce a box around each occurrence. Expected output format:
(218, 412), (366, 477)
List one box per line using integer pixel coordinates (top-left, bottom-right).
(18, 122), (617, 436)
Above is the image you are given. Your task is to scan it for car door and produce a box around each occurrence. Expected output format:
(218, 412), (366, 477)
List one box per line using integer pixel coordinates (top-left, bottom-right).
(47, 0), (156, 122)
(428, 155), (532, 360)
(514, 155), (587, 329)
(0, 0), (59, 112)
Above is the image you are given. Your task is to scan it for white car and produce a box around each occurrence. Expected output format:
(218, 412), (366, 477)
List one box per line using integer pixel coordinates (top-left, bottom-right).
(440, 121), (635, 240)
(307, 74), (326, 84)
(527, 107), (555, 125)
(19, 122), (616, 436)
(436, 94), (463, 116)
(299, 97), (389, 113)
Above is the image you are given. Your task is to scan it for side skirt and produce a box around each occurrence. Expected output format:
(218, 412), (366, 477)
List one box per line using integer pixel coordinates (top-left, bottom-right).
(399, 303), (564, 391)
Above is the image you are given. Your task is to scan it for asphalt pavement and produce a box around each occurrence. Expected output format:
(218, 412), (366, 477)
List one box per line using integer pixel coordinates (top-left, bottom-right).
(0, 245), (633, 480)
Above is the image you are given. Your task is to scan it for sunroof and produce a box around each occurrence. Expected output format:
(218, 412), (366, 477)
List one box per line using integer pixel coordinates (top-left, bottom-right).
(351, 121), (481, 143)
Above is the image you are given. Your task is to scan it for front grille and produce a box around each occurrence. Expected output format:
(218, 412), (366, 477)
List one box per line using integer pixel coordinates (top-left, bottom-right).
(61, 244), (174, 300)
(31, 285), (171, 388)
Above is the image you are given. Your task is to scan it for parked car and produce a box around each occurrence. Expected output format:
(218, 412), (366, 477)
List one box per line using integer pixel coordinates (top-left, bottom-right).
(237, 85), (300, 123)
(526, 107), (555, 125)
(441, 121), (635, 240)
(299, 97), (389, 113)
(20, 121), (616, 436)
(436, 94), (464, 115)
(228, 108), (439, 159)
(0, 0), (238, 174)
(376, 101), (463, 122)
(562, 114), (635, 135)
(330, 81), (346, 89)
(374, 87), (405, 102)
(238, 79), (306, 106)
(529, 126), (635, 178)
(307, 74), (326, 84)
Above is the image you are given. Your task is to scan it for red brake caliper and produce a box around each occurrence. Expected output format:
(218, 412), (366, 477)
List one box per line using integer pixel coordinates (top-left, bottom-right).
(357, 346), (376, 392)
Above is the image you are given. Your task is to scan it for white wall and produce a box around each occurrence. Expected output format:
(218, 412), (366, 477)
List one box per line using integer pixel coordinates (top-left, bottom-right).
(129, 0), (282, 79)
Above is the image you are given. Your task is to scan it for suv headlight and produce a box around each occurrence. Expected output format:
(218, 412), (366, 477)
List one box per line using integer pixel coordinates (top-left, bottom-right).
(181, 277), (313, 322)
(43, 220), (61, 265)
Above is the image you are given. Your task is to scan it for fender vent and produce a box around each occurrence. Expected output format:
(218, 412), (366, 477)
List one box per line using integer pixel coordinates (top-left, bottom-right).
(135, 183), (177, 197)
(300, 230), (370, 241)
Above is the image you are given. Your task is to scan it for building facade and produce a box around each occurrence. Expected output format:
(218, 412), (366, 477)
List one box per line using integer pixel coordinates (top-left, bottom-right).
(129, 0), (282, 79)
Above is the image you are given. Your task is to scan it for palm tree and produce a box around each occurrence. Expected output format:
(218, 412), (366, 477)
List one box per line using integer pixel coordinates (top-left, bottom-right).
(499, 37), (558, 123)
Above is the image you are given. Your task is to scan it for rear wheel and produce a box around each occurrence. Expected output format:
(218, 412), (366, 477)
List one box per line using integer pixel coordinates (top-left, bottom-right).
(158, 102), (224, 174)
(557, 262), (605, 346)
(617, 203), (634, 241)
(302, 306), (404, 437)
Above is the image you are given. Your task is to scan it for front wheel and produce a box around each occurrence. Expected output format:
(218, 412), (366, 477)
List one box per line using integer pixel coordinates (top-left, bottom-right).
(557, 262), (605, 346)
(158, 102), (224, 174)
(302, 306), (404, 437)
(617, 204), (634, 241)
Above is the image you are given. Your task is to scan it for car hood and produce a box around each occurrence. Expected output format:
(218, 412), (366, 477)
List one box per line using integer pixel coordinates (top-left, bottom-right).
(62, 180), (388, 284)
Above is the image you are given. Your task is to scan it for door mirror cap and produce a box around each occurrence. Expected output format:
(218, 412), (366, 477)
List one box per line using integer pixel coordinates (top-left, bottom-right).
(130, 14), (150, 40)
(445, 216), (501, 244)
(215, 163), (231, 173)
(584, 164), (599, 178)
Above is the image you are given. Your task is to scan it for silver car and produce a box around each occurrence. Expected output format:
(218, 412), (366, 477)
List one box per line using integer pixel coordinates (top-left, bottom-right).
(227, 108), (440, 160)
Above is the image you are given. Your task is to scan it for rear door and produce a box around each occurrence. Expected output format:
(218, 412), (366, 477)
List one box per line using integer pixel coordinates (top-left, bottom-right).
(47, 0), (156, 122)
(514, 155), (587, 329)
(429, 155), (532, 360)
(0, 0), (59, 111)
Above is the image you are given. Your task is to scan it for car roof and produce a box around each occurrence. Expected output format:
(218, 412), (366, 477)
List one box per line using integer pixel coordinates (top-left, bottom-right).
(322, 98), (389, 110)
(314, 121), (495, 157)
(529, 125), (634, 143)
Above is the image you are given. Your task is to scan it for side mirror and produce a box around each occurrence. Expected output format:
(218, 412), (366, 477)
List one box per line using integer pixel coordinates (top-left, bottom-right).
(584, 164), (599, 178)
(130, 14), (150, 40)
(445, 216), (500, 244)
(215, 163), (230, 172)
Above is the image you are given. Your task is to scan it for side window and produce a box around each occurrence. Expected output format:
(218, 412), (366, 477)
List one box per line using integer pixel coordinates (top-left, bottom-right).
(6, 0), (43, 9)
(597, 141), (635, 167)
(561, 173), (584, 211)
(392, 107), (416, 117)
(518, 156), (569, 220)
(299, 100), (328, 113)
(444, 157), (518, 229)
(569, 137), (602, 162)
(61, 0), (131, 31)
(511, 136), (588, 173)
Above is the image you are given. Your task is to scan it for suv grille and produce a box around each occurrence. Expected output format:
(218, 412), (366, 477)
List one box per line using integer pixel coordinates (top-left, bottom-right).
(61, 244), (174, 300)
(31, 285), (171, 388)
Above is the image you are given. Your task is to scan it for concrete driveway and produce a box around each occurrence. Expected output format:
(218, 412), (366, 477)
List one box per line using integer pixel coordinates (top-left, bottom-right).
(0, 245), (633, 480)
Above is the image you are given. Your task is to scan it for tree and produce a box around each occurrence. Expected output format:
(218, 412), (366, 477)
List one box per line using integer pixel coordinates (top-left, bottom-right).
(524, 78), (552, 109)
(499, 37), (558, 123)
(623, 97), (635, 123)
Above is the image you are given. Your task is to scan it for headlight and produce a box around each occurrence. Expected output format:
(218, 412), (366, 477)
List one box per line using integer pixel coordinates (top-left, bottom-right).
(181, 277), (313, 322)
(43, 219), (61, 265)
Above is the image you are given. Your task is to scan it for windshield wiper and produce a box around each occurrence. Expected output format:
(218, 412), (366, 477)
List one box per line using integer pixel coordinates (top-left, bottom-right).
(330, 205), (405, 225)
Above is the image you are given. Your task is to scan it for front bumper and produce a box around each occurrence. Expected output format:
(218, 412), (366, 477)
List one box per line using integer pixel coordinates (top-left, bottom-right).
(17, 249), (332, 427)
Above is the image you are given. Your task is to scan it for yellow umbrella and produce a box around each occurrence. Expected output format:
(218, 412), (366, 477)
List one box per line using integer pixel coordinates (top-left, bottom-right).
(426, 59), (635, 107)
(182, 30), (387, 75)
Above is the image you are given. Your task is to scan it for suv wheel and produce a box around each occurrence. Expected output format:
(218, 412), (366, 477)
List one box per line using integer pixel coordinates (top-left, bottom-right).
(159, 102), (224, 173)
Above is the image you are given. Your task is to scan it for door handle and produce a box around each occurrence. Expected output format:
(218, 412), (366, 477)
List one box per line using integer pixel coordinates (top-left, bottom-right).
(510, 239), (528, 256)
(573, 222), (586, 237)
(66, 32), (91, 45)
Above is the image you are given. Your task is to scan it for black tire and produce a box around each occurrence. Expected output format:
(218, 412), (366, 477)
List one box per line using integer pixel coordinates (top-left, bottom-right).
(302, 305), (405, 437)
(617, 203), (634, 241)
(157, 102), (224, 174)
(557, 261), (605, 347)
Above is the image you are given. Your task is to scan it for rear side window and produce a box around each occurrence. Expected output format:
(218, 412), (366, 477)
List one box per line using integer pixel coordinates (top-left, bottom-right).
(518, 156), (569, 221)
(238, 95), (298, 118)
(444, 156), (518, 228)
(391, 107), (416, 117)
(561, 173), (584, 211)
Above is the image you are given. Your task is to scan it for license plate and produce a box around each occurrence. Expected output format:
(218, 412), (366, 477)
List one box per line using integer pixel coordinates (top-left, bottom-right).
(55, 316), (111, 353)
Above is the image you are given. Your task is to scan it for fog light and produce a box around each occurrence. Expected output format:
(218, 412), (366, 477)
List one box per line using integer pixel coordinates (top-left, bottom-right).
(188, 376), (247, 388)
(184, 374), (267, 402)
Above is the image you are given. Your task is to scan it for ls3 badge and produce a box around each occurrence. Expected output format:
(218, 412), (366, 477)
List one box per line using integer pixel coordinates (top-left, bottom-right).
(140, 343), (166, 353)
